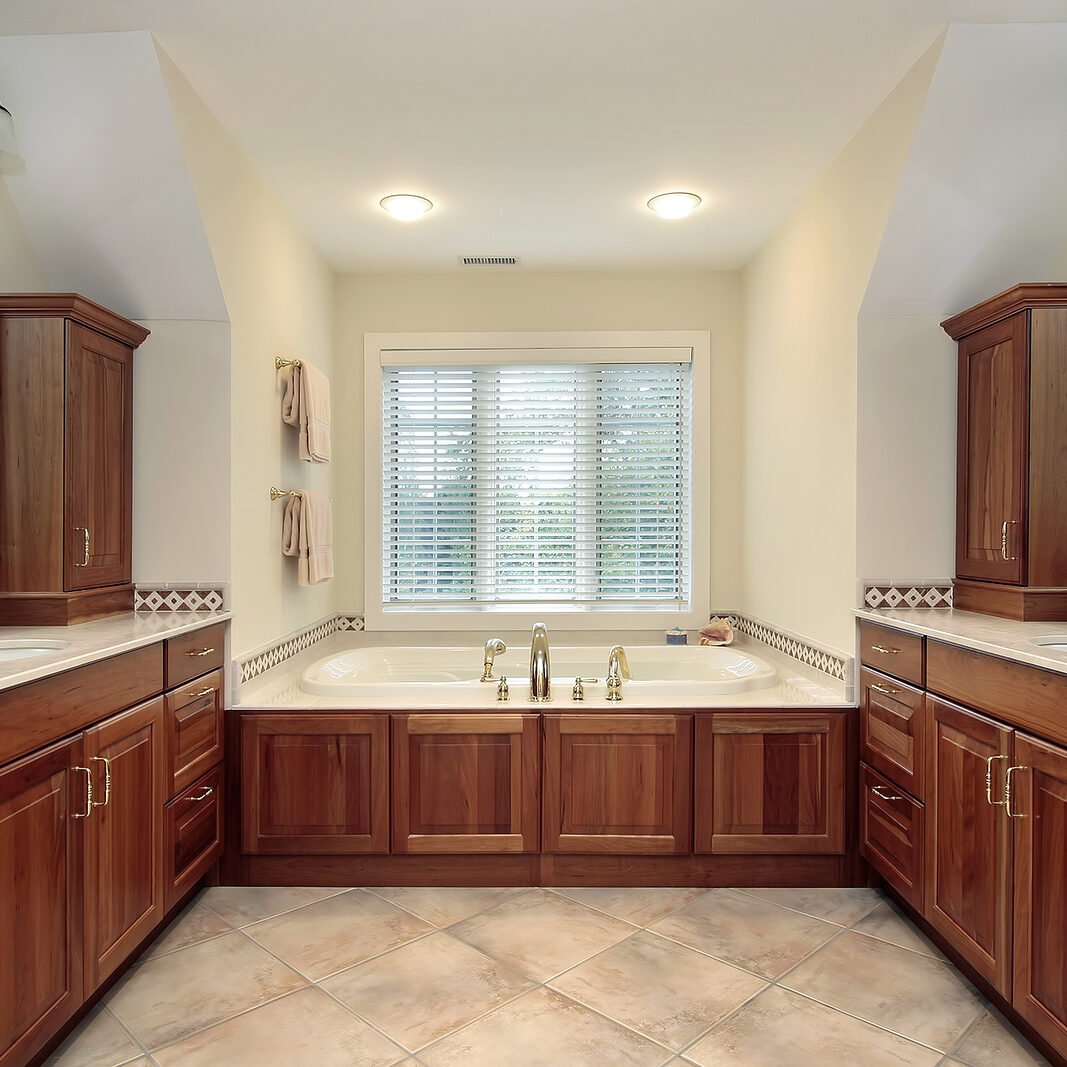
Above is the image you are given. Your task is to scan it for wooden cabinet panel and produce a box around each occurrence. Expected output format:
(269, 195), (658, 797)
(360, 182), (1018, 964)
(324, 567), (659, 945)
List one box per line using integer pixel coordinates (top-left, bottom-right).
(392, 714), (539, 853)
(860, 762), (924, 911)
(64, 322), (133, 591)
(165, 764), (223, 910)
(167, 668), (224, 796)
(0, 737), (84, 1067)
(164, 623), (226, 690)
(926, 697), (1013, 995)
(82, 698), (165, 989)
(694, 713), (845, 854)
(543, 715), (691, 854)
(241, 714), (389, 854)
(1011, 733), (1067, 1053)
(954, 313), (1029, 585)
(859, 621), (925, 685)
(860, 669), (927, 799)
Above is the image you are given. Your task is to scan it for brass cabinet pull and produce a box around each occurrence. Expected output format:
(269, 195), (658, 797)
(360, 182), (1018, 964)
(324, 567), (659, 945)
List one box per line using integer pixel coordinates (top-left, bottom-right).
(870, 682), (902, 696)
(985, 754), (1007, 805)
(90, 756), (112, 808)
(186, 647), (215, 658)
(870, 644), (900, 655)
(189, 686), (216, 700)
(1005, 765), (1027, 818)
(73, 527), (90, 567)
(1001, 520), (1018, 562)
(870, 784), (904, 801)
(188, 786), (214, 802)
(72, 766), (93, 817)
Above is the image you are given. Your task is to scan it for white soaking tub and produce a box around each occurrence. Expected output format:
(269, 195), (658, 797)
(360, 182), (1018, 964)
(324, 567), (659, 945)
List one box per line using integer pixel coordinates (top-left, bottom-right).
(299, 643), (777, 701)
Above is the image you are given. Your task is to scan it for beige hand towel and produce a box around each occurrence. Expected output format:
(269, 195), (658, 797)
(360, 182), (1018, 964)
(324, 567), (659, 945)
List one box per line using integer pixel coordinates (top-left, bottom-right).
(281, 490), (334, 585)
(278, 360), (332, 463)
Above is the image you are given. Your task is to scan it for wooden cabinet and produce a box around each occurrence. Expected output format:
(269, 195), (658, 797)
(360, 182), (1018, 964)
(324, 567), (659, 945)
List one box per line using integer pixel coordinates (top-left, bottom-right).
(942, 285), (1067, 619)
(166, 668), (224, 796)
(860, 762), (924, 911)
(859, 668), (926, 799)
(241, 714), (389, 854)
(694, 712), (845, 854)
(542, 714), (691, 854)
(392, 714), (539, 853)
(165, 764), (224, 910)
(0, 295), (149, 625)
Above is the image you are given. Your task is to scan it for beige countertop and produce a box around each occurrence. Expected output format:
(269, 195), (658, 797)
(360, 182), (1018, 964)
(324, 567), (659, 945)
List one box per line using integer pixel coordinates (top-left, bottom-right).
(0, 611), (231, 693)
(854, 606), (1067, 677)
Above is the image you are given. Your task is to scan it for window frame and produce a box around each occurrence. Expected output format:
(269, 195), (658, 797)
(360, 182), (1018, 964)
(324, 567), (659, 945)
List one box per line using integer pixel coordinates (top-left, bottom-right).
(363, 330), (711, 631)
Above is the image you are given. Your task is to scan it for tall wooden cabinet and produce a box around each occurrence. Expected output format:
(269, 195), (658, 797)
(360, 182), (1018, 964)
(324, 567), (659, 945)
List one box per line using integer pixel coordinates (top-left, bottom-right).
(0, 294), (149, 625)
(942, 284), (1067, 620)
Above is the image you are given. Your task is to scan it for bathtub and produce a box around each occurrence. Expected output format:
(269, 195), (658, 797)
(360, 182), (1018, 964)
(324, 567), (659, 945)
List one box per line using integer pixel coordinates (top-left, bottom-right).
(299, 643), (777, 700)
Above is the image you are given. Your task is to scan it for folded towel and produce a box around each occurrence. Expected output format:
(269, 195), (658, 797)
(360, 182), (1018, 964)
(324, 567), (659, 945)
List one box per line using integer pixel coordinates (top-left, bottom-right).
(281, 490), (334, 585)
(278, 360), (331, 463)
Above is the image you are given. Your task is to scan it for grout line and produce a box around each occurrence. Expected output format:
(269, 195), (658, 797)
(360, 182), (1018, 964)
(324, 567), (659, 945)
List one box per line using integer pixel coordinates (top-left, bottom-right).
(546, 884), (715, 927)
(941, 1008), (988, 1065)
(731, 885), (885, 929)
(104, 1004), (154, 1064)
(198, 885), (350, 929)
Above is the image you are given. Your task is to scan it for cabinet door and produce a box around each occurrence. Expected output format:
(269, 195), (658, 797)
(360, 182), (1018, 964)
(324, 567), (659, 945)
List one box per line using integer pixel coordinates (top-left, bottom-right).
(542, 714), (691, 854)
(241, 714), (389, 854)
(392, 714), (539, 853)
(955, 313), (1029, 584)
(859, 669), (927, 799)
(694, 713), (845, 854)
(64, 321), (133, 591)
(860, 762), (924, 911)
(1011, 733), (1067, 1052)
(926, 697), (1013, 995)
(0, 737), (84, 1067)
(82, 698), (166, 989)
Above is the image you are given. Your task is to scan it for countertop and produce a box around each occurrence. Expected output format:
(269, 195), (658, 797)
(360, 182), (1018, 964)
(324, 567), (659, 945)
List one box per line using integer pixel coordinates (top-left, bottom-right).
(854, 606), (1067, 677)
(0, 611), (231, 693)
(233, 630), (851, 710)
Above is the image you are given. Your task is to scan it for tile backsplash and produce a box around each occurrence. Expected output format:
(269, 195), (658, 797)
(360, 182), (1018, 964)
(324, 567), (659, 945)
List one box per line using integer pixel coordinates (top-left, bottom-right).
(135, 585), (226, 612)
(862, 581), (952, 610)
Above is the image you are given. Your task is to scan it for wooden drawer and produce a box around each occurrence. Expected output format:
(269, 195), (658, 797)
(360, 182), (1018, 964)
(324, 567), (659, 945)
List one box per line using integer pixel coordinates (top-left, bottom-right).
(860, 762), (924, 911)
(859, 620), (924, 685)
(164, 763), (223, 909)
(164, 623), (226, 690)
(859, 668), (927, 800)
(166, 668), (224, 797)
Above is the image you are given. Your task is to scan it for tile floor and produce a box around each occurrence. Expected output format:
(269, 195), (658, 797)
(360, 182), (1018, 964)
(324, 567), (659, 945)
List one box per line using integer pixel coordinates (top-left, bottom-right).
(46, 886), (1051, 1066)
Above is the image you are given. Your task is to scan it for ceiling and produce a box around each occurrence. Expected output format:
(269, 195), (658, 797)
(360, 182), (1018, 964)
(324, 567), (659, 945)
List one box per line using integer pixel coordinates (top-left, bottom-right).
(3, 0), (1067, 273)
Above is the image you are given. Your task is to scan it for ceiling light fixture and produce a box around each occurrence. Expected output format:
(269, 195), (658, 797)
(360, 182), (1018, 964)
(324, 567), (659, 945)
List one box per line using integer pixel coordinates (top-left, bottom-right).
(647, 191), (701, 219)
(0, 103), (25, 174)
(380, 194), (433, 221)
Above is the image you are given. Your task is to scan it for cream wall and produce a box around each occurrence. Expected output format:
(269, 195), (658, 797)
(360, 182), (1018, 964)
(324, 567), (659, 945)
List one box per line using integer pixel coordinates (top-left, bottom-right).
(157, 47), (336, 657)
(0, 180), (44, 290)
(741, 41), (941, 652)
(333, 270), (742, 614)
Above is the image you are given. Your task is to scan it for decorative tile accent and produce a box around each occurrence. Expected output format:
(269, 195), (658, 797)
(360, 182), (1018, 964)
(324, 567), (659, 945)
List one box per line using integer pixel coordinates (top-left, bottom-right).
(135, 586), (226, 612)
(863, 583), (952, 610)
(238, 617), (345, 684)
(335, 615), (366, 631)
(722, 613), (850, 683)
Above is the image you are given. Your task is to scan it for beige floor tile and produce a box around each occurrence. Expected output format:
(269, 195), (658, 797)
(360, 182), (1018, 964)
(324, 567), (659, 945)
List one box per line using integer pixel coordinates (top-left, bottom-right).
(951, 1008), (1051, 1066)
(851, 900), (947, 960)
(244, 888), (434, 980)
(552, 887), (710, 925)
(46, 1005), (143, 1066)
(151, 986), (405, 1066)
(740, 886), (883, 926)
(419, 986), (672, 1066)
(367, 886), (525, 926)
(144, 902), (234, 958)
(107, 931), (307, 1050)
(449, 888), (636, 981)
(200, 885), (346, 927)
(648, 888), (838, 979)
(684, 986), (942, 1067)
(549, 929), (767, 1049)
(781, 929), (985, 1051)
(321, 931), (535, 1051)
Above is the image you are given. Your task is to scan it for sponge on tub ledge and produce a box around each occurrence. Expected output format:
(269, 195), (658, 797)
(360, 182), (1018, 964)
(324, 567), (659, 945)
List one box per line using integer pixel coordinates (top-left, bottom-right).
(281, 490), (333, 585)
(279, 359), (331, 462)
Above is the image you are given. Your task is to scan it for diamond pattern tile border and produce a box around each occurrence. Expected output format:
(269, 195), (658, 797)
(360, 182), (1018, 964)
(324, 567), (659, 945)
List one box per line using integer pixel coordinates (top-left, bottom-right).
(238, 614), (365, 684)
(723, 613), (850, 683)
(863, 583), (952, 610)
(135, 586), (226, 612)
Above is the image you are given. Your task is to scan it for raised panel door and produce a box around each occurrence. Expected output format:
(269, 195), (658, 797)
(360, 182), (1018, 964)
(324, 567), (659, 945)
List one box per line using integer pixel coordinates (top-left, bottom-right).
(64, 322), (133, 591)
(926, 697), (1013, 995)
(859, 669), (927, 799)
(241, 714), (389, 854)
(955, 313), (1029, 584)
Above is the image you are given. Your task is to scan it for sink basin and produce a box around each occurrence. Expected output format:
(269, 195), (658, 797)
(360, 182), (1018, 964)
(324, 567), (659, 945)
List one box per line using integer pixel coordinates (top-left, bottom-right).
(0, 639), (70, 663)
(1031, 636), (1067, 653)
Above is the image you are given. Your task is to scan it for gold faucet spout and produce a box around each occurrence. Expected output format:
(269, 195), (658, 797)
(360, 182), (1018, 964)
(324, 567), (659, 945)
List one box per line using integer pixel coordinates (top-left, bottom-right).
(530, 622), (551, 701)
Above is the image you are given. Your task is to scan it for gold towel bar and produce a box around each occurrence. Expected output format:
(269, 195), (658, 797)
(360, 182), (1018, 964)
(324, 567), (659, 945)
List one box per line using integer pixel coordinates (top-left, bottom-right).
(270, 487), (300, 501)
(275, 356), (302, 369)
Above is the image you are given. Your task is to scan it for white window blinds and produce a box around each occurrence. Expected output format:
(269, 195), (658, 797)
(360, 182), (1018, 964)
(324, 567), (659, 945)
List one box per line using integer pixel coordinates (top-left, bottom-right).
(380, 362), (693, 608)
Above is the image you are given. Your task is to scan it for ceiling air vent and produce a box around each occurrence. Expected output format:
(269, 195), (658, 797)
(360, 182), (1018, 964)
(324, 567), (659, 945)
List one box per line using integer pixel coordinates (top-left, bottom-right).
(459, 256), (521, 267)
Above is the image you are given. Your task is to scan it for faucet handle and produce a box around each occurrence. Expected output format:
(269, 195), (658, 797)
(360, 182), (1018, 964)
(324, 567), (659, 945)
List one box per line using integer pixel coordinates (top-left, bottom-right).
(497, 676), (509, 701)
(572, 677), (597, 702)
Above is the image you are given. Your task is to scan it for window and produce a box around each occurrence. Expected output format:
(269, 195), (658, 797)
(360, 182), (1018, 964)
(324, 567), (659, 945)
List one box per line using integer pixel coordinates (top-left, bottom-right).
(364, 332), (710, 630)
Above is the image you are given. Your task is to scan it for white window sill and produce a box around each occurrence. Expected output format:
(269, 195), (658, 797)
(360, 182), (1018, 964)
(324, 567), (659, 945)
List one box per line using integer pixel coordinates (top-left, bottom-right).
(363, 603), (710, 633)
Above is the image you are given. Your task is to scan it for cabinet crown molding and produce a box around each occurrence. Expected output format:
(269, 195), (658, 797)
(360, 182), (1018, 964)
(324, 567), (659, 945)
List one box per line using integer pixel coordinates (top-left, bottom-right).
(0, 293), (150, 346)
(941, 283), (1067, 340)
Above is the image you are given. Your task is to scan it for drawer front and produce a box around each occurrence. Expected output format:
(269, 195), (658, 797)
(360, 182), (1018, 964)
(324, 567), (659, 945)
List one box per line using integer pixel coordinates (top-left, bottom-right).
(859, 668), (927, 799)
(860, 762), (924, 911)
(167, 669), (224, 796)
(859, 621), (924, 685)
(164, 623), (226, 689)
(164, 764), (223, 909)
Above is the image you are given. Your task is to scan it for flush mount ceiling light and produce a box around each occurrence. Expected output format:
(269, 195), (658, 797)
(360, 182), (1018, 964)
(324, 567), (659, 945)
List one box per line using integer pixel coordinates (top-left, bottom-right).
(379, 194), (433, 221)
(0, 103), (25, 174)
(647, 191), (701, 219)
